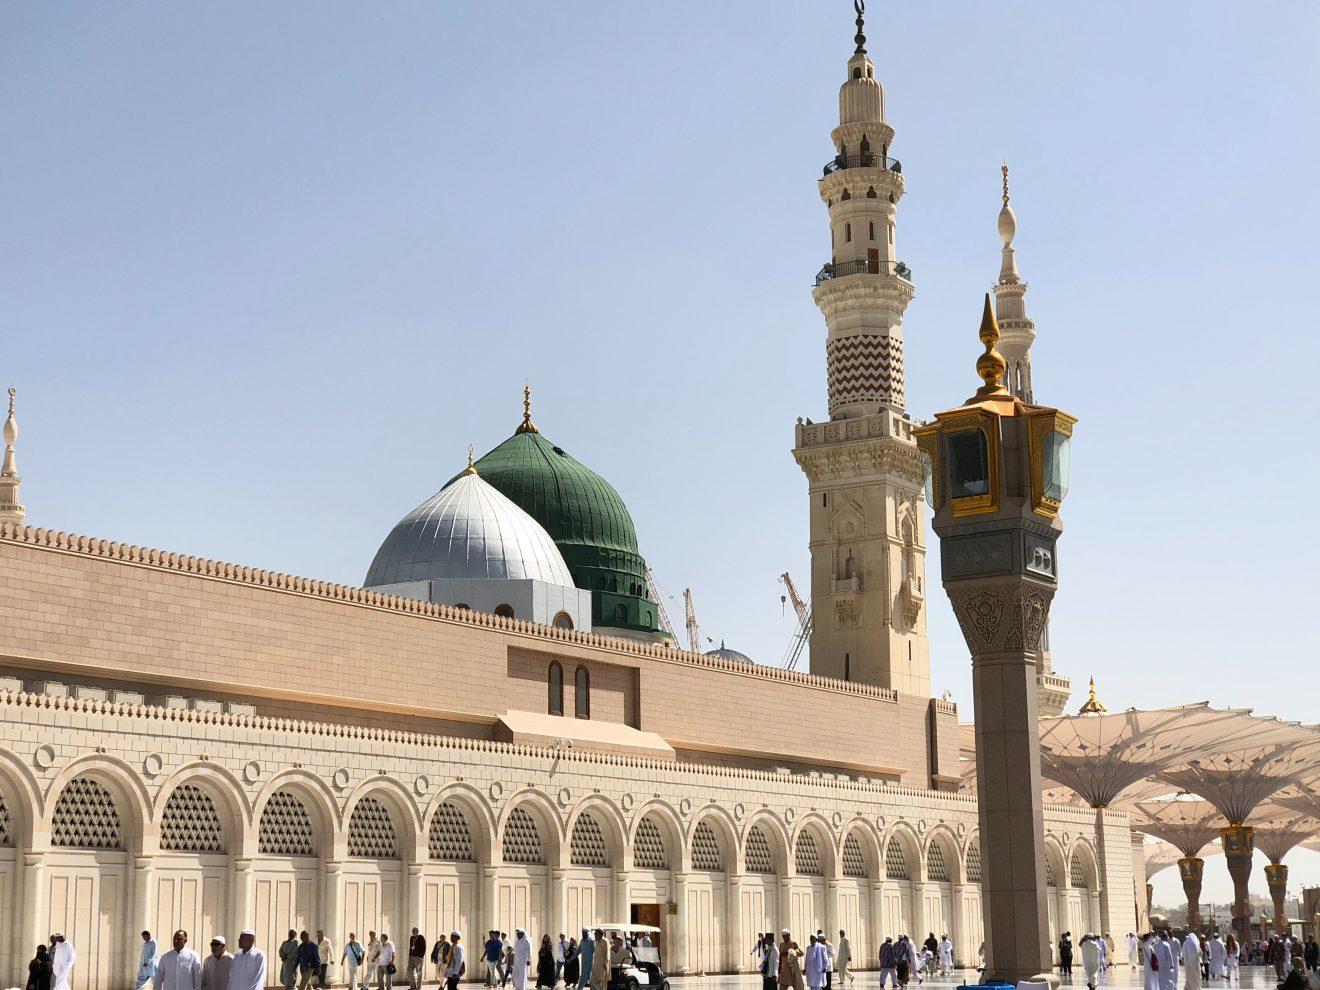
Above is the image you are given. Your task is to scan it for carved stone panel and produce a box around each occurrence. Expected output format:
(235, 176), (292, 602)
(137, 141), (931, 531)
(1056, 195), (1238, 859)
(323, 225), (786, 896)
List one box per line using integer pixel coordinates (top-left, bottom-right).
(948, 579), (1056, 655)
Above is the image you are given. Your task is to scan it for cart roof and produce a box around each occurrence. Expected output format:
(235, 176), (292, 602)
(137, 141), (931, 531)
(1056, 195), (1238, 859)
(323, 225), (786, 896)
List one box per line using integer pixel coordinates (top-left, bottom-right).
(581, 924), (661, 934)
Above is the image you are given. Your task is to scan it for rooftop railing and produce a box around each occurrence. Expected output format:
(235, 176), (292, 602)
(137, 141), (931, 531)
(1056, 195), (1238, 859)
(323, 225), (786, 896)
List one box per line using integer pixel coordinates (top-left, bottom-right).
(814, 259), (913, 285)
(823, 153), (902, 176)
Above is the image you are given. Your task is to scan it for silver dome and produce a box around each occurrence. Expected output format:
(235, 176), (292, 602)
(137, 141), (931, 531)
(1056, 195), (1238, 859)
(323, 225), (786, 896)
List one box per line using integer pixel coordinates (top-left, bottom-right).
(365, 470), (575, 588)
(705, 641), (753, 664)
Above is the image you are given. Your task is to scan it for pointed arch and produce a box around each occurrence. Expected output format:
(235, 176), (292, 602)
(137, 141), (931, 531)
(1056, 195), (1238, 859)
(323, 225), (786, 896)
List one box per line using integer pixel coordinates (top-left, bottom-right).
(840, 817), (882, 879)
(742, 810), (789, 876)
(881, 821), (921, 881)
(687, 805), (737, 873)
(343, 777), (423, 862)
(924, 824), (961, 883)
(790, 813), (839, 878)
(497, 789), (564, 868)
(42, 753), (150, 853)
(152, 761), (252, 855)
(424, 782), (496, 864)
(253, 769), (341, 858)
(1043, 834), (1066, 888)
(566, 795), (626, 868)
(630, 801), (682, 872)
(1068, 838), (1100, 890)
(0, 745), (45, 849)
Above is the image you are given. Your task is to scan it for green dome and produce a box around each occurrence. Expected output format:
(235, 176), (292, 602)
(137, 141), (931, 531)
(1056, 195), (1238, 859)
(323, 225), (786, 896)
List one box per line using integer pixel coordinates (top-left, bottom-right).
(471, 427), (665, 637)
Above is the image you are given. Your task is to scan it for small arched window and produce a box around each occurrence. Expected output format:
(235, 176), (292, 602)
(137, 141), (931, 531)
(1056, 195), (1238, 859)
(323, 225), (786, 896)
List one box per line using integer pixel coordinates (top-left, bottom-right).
(841, 188), (851, 201)
(845, 223), (852, 242)
(552, 612), (574, 631)
(494, 604), (514, 619)
(852, 67), (861, 80)
(614, 603), (628, 622)
(575, 666), (590, 719)
(609, 577), (618, 592)
(548, 662), (564, 715)
(453, 603), (470, 610)
(869, 221), (875, 240)
(867, 187), (877, 199)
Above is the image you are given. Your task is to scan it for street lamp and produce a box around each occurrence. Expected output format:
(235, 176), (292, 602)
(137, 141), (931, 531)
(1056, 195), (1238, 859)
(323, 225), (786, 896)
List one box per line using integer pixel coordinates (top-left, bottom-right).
(914, 294), (1077, 984)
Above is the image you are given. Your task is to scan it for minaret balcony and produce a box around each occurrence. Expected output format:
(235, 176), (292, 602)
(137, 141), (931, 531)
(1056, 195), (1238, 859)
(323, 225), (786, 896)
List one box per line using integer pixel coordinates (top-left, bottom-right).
(823, 153), (902, 176)
(815, 259), (913, 285)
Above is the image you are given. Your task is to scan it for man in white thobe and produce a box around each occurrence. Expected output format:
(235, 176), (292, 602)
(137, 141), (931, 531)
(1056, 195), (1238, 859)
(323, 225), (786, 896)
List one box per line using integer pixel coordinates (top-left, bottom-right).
(805, 936), (829, 990)
(1182, 932), (1203, 990)
(52, 933), (76, 990)
(155, 931), (203, 990)
(228, 931), (268, 990)
(512, 929), (532, 990)
(1129, 934), (1140, 972)
(139, 932), (161, 990)
(938, 937), (953, 976)
(1154, 933), (1177, 990)
(202, 938), (234, 990)
(1143, 935), (1161, 990)
(1081, 935), (1101, 990)
(1207, 936), (1225, 979)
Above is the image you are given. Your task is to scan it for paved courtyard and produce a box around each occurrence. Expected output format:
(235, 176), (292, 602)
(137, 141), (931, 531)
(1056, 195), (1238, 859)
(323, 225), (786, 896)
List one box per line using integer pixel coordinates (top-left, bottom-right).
(668, 966), (1286, 990)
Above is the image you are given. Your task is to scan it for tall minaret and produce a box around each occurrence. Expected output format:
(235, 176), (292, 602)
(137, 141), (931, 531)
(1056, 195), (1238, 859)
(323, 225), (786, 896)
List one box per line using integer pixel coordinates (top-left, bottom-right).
(993, 164), (1036, 402)
(0, 387), (25, 525)
(792, 1), (930, 697)
(991, 171), (1070, 716)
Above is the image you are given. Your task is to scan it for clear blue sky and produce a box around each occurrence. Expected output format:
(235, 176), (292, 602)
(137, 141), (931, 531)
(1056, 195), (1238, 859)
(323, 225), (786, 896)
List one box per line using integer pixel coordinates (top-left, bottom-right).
(4, 2), (1318, 905)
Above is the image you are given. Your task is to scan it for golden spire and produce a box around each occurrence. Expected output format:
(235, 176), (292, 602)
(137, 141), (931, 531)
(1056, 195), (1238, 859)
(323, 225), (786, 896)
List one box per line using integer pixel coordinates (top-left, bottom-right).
(1078, 676), (1108, 715)
(6, 386), (13, 418)
(463, 443), (477, 475)
(515, 379), (538, 434)
(1001, 162), (1010, 206)
(975, 293), (1007, 393)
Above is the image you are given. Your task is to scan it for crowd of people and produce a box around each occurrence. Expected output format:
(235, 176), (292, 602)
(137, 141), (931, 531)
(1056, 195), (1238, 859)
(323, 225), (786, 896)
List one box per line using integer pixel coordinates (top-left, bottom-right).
(28, 922), (1320, 990)
(1127, 929), (1320, 990)
(751, 929), (957, 990)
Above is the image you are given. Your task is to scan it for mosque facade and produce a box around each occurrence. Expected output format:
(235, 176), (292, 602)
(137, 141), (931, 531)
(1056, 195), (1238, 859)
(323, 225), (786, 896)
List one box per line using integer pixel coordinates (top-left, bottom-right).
(0, 10), (1135, 990)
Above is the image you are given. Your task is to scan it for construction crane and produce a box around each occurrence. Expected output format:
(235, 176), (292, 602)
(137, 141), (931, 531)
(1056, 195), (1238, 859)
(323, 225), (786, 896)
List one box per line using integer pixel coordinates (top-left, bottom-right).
(779, 572), (812, 670)
(683, 587), (702, 654)
(644, 567), (681, 645)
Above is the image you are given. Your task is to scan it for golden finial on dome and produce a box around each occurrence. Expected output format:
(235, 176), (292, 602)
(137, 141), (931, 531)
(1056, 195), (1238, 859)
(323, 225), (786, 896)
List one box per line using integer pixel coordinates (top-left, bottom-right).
(515, 379), (539, 434)
(975, 293), (1007, 392)
(1002, 162), (1010, 206)
(463, 443), (477, 475)
(6, 387), (14, 418)
(1078, 676), (1108, 715)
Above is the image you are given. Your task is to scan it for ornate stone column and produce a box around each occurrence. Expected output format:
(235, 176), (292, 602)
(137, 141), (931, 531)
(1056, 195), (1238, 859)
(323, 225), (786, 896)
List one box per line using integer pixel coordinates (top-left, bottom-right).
(949, 882), (965, 966)
(1265, 863), (1289, 934)
(1177, 857), (1205, 927)
(1146, 884), (1153, 921)
(825, 879), (840, 955)
(131, 855), (156, 940)
(548, 867), (567, 945)
(1220, 826), (1255, 936)
(727, 874), (745, 972)
(483, 866), (500, 933)
(22, 852), (47, 971)
(672, 872), (690, 975)
(615, 872), (632, 928)
(232, 857), (256, 933)
(406, 862), (426, 936)
(871, 880), (886, 956)
(780, 877), (794, 938)
(324, 860), (345, 941)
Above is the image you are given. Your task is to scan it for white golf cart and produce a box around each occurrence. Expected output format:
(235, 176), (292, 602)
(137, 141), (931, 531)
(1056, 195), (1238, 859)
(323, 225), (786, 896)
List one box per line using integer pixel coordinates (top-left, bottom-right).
(583, 924), (668, 990)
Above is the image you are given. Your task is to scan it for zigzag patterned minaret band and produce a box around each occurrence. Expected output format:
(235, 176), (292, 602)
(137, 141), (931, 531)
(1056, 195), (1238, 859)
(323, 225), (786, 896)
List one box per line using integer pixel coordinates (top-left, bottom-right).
(812, 9), (914, 419)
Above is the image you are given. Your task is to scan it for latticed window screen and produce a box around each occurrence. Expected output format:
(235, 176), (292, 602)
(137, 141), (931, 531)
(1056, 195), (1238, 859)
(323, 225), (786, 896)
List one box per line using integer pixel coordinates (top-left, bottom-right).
(348, 797), (399, 859)
(259, 790), (316, 856)
(634, 816), (668, 870)
(570, 812), (610, 867)
(884, 838), (909, 880)
(966, 841), (982, 883)
(691, 821), (723, 871)
(1045, 855), (1058, 887)
(745, 825), (774, 874)
(927, 842), (949, 881)
(159, 784), (225, 853)
(503, 807), (544, 865)
(0, 794), (11, 847)
(842, 834), (867, 878)
(429, 802), (474, 861)
(1070, 853), (1087, 888)
(52, 777), (123, 850)
(795, 831), (822, 876)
